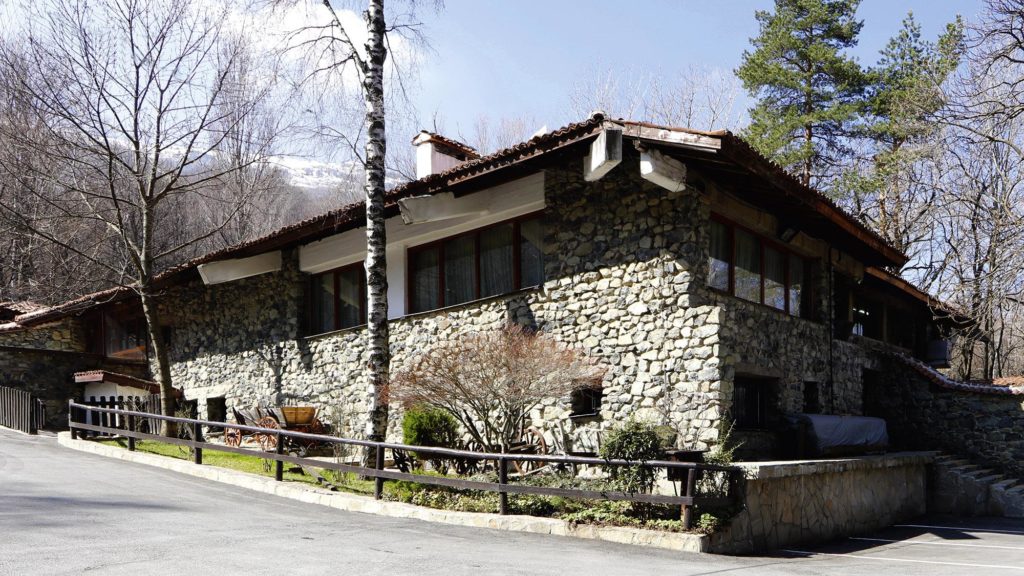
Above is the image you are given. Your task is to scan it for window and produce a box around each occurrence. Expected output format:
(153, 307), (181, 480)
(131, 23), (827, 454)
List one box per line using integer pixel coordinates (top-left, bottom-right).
(707, 217), (814, 318)
(802, 381), (820, 414)
(851, 295), (883, 340)
(408, 214), (544, 313)
(104, 312), (147, 360)
(207, 397), (227, 423)
(733, 376), (775, 429)
(570, 387), (603, 417)
(308, 263), (366, 335)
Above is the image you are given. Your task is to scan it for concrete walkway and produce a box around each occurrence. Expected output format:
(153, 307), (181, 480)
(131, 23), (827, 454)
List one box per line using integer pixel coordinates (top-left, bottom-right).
(2, 428), (1022, 575)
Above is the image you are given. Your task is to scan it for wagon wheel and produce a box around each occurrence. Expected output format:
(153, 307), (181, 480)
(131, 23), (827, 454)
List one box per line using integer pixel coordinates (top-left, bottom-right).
(224, 427), (243, 447)
(255, 416), (280, 452)
(513, 426), (548, 475)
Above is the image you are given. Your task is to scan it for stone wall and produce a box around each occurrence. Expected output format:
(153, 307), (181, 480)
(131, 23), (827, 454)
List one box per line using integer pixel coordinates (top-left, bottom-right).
(867, 356), (1024, 478)
(0, 317), (148, 428)
(709, 452), (932, 553)
(0, 318), (86, 352)
(161, 153), (729, 448)
(0, 346), (146, 428)
(158, 151), (903, 456)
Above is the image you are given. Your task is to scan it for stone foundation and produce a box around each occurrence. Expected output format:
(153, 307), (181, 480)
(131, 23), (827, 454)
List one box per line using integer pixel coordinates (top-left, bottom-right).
(709, 452), (933, 553)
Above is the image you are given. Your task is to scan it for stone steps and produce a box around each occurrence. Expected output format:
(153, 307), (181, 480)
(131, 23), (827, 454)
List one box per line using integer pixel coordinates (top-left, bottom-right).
(929, 452), (1024, 518)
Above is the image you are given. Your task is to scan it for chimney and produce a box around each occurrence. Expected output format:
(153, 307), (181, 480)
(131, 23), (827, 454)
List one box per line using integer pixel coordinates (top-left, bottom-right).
(412, 131), (480, 179)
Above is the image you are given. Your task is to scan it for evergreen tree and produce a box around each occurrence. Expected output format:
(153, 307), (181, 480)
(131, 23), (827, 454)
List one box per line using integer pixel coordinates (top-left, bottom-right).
(737, 0), (868, 189)
(845, 13), (964, 257)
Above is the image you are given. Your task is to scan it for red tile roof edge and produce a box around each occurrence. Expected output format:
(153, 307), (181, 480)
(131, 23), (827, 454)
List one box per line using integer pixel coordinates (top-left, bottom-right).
(892, 353), (1024, 396)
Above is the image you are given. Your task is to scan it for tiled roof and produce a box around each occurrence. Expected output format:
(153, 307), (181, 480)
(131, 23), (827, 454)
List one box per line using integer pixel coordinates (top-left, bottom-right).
(894, 353), (1024, 396)
(7, 113), (933, 326)
(993, 376), (1024, 388)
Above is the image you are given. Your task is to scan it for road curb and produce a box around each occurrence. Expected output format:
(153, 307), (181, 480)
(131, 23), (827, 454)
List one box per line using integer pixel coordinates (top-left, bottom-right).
(57, 432), (709, 553)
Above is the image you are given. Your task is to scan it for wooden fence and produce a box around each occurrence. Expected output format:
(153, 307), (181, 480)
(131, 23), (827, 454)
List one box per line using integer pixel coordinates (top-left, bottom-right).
(0, 384), (45, 434)
(75, 394), (162, 438)
(68, 401), (740, 528)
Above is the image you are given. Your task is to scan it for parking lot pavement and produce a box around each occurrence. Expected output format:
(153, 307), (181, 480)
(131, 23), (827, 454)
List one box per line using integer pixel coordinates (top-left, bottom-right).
(773, 516), (1024, 574)
(3, 427), (1023, 575)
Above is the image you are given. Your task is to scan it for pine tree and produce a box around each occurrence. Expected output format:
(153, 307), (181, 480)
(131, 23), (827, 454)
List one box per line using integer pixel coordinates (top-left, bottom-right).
(845, 13), (964, 257)
(736, 0), (868, 189)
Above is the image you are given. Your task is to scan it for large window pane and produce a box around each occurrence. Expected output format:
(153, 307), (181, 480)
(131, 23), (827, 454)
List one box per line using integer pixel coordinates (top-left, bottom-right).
(410, 246), (440, 313)
(519, 217), (544, 288)
(310, 273), (336, 334)
(481, 224), (514, 297)
(708, 220), (730, 291)
(734, 229), (761, 303)
(764, 246), (786, 310)
(338, 267), (364, 328)
(444, 235), (476, 306)
(789, 255), (804, 318)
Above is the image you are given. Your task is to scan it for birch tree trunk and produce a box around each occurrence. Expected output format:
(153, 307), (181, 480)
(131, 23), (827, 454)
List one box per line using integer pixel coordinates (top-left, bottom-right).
(361, 0), (390, 446)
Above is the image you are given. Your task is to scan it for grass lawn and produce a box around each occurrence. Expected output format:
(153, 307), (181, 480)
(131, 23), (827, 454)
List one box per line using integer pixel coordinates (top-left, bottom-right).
(93, 438), (376, 494)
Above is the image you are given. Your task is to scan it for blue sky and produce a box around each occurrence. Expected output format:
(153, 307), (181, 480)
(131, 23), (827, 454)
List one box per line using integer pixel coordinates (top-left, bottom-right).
(411, 1), (981, 134)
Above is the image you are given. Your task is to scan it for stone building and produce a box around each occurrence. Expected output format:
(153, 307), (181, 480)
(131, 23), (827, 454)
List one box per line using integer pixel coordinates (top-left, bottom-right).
(0, 114), (979, 458)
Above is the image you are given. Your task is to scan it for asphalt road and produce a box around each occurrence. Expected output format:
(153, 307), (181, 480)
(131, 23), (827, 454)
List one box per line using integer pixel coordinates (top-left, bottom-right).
(1, 428), (1022, 575)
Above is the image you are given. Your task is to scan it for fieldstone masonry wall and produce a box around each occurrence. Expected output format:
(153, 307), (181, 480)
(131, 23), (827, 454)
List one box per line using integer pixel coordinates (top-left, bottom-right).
(710, 452), (932, 553)
(0, 318), (146, 427)
(868, 356), (1024, 478)
(161, 155), (732, 448)
(158, 152), (888, 455)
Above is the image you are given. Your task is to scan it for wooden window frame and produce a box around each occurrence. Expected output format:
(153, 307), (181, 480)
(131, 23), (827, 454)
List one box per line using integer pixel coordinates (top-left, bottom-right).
(406, 211), (544, 314)
(709, 213), (814, 318)
(307, 261), (367, 335)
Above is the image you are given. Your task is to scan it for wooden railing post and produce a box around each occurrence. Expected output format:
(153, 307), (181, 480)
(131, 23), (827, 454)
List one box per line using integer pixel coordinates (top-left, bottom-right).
(275, 433), (284, 481)
(127, 414), (136, 452)
(498, 456), (509, 515)
(682, 467), (697, 530)
(374, 444), (385, 500)
(68, 399), (77, 440)
(193, 421), (203, 465)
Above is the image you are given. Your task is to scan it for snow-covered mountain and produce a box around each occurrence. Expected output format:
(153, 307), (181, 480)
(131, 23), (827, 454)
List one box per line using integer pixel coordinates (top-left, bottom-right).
(271, 156), (364, 192)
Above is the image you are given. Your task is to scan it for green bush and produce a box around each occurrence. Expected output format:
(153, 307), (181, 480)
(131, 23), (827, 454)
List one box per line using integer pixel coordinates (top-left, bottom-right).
(599, 419), (664, 494)
(401, 406), (460, 469)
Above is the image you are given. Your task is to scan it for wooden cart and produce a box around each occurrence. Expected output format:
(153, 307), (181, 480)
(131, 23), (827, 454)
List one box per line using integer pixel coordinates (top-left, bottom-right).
(224, 406), (326, 454)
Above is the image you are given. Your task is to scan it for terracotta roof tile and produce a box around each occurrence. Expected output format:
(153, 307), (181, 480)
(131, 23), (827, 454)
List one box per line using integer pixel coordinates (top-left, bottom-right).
(894, 353), (1024, 396)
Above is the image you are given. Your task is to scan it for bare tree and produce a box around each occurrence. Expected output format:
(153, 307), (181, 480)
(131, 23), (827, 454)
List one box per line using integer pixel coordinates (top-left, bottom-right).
(390, 324), (605, 452)
(0, 0), (281, 428)
(567, 65), (744, 131)
(918, 1), (1024, 379)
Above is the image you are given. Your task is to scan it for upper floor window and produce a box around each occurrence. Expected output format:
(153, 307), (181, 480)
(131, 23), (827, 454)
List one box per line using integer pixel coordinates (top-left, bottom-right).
(708, 216), (814, 318)
(308, 263), (366, 335)
(409, 214), (544, 314)
(104, 312), (147, 360)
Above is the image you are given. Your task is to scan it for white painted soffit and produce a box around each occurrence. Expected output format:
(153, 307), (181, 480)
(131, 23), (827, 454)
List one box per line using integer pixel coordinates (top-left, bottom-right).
(300, 172), (545, 274)
(398, 192), (488, 224)
(197, 251), (282, 285)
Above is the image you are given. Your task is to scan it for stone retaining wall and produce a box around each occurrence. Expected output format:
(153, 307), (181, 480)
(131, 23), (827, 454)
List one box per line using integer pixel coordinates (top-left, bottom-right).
(868, 356), (1024, 478)
(710, 452), (933, 553)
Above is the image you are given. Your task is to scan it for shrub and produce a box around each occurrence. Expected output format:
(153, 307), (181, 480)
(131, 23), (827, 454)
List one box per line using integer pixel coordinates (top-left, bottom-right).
(401, 406), (460, 472)
(599, 419), (664, 494)
(390, 324), (605, 452)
